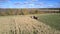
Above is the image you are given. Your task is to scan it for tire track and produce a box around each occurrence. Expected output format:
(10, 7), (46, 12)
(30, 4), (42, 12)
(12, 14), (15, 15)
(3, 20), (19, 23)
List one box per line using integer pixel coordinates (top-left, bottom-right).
(0, 16), (60, 34)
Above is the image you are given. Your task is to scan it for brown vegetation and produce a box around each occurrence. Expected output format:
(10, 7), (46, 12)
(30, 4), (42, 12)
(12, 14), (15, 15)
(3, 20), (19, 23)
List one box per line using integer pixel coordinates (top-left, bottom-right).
(0, 16), (60, 34)
(0, 8), (60, 16)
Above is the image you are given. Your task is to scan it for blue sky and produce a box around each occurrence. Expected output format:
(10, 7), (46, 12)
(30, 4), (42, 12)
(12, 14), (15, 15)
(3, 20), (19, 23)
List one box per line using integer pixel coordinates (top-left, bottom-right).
(0, 0), (60, 8)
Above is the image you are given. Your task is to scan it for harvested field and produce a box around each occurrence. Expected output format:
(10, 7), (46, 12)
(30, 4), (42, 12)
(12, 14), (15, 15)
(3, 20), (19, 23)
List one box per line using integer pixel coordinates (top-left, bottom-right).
(0, 15), (60, 34)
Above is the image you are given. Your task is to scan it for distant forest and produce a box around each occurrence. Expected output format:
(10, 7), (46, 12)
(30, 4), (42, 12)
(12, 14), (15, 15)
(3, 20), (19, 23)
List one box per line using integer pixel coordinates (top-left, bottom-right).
(0, 8), (60, 16)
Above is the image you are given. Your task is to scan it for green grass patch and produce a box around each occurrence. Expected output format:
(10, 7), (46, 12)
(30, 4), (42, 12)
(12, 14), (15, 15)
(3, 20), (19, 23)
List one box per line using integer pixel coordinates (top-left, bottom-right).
(37, 13), (60, 30)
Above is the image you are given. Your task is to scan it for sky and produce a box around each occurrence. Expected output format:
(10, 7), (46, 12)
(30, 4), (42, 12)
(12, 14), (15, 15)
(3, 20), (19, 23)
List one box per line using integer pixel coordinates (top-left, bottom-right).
(0, 0), (60, 8)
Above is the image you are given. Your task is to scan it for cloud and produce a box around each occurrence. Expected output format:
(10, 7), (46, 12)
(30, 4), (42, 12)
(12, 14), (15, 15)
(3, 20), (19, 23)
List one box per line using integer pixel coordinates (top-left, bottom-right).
(48, 5), (54, 7)
(14, 2), (21, 5)
(0, 0), (60, 8)
(31, 0), (39, 2)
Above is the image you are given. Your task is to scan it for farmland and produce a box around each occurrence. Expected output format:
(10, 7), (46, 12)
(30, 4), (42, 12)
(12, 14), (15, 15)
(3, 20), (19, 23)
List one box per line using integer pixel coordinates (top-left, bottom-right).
(0, 13), (60, 34)
(37, 13), (60, 31)
(0, 8), (60, 34)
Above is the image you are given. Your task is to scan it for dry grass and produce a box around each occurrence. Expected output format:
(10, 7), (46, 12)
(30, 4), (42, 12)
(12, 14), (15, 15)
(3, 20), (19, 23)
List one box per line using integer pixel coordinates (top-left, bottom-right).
(0, 15), (60, 34)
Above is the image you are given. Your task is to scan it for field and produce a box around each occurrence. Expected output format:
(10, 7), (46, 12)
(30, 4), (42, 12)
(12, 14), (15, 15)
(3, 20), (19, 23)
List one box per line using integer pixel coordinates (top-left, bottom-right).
(37, 13), (60, 31)
(0, 13), (60, 34)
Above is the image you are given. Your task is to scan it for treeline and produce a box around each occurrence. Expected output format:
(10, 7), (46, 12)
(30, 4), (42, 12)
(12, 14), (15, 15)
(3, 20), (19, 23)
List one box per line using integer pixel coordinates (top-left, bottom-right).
(0, 9), (38, 16)
(0, 8), (60, 16)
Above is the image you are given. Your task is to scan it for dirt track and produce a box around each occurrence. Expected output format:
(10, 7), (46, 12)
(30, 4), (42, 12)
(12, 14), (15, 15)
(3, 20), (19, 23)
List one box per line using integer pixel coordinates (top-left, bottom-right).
(0, 16), (60, 34)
